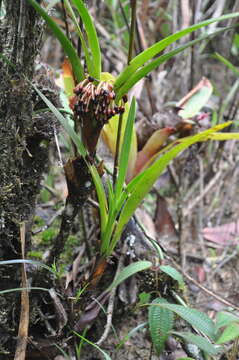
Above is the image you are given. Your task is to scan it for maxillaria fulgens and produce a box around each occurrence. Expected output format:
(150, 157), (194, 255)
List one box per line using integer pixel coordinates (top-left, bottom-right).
(70, 76), (127, 126)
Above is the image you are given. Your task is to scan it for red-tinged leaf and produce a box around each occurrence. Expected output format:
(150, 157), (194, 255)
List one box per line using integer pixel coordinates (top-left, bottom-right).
(203, 221), (239, 246)
(133, 127), (175, 177)
(62, 58), (75, 98)
(177, 77), (213, 119)
(195, 265), (206, 283)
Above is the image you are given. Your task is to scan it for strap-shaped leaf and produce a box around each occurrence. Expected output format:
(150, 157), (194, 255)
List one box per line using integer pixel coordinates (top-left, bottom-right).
(112, 122), (232, 251)
(73, 331), (111, 360)
(114, 12), (239, 90)
(214, 52), (239, 77)
(64, 0), (94, 76)
(0, 259), (54, 274)
(149, 298), (174, 355)
(71, 0), (101, 79)
(27, 0), (84, 82)
(115, 97), (136, 199)
(115, 27), (229, 101)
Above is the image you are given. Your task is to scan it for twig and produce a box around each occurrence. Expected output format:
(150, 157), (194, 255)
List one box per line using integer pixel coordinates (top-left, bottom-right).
(169, 257), (239, 312)
(184, 170), (222, 217)
(209, 248), (239, 280)
(14, 223), (29, 360)
(96, 242), (128, 345)
(32, 207), (63, 235)
(197, 155), (206, 259)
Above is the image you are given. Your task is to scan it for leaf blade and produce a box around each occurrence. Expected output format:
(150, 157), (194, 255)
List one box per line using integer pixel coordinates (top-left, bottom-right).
(71, 0), (101, 79)
(107, 261), (152, 291)
(114, 13), (239, 90)
(149, 298), (174, 355)
(27, 0), (84, 82)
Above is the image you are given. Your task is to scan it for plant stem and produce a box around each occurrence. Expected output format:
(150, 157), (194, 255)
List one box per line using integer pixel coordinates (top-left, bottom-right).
(127, 0), (137, 64)
(113, 0), (137, 187)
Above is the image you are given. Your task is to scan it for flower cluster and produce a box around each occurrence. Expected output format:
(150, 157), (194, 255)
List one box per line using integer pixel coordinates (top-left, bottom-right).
(70, 77), (126, 125)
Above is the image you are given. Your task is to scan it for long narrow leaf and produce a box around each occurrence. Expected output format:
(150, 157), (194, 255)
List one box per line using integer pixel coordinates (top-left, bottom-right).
(73, 331), (111, 360)
(111, 123), (232, 249)
(89, 165), (108, 235)
(71, 0), (101, 79)
(115, 97), (136, 199)
(214, 52), (239, 77)
(64, 0), (94, 76)
(0, 287), (50, 295)
(0, 259), (55, 274)
(115, 27), (229, 101)
(27, 0), (84, 82)
(32, 84), (87, 157)
(114, 13), (239, 90)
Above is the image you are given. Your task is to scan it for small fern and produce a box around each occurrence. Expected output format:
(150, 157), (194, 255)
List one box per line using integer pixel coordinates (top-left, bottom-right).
(149, 298), (174, 355)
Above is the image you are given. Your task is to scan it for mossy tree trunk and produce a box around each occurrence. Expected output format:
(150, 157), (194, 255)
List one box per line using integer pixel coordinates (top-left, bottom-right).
(0, 1), (53, 356)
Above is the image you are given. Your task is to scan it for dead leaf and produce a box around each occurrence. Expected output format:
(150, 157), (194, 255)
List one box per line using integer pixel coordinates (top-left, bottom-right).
(203, 221), (239, 246)
(154, 195), (177, 238)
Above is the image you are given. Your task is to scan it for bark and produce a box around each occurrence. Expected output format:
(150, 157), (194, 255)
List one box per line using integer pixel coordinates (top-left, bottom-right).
(0, 1), (55, 356)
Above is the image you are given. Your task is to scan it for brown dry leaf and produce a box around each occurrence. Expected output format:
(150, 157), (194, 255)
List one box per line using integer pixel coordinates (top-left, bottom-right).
(203, 221), (239, 246)
(154, 195), (177, 238)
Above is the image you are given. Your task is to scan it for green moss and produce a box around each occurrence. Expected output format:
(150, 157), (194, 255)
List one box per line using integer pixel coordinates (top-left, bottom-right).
(27, 250), (43, 259)
(41, 228), (57, 244)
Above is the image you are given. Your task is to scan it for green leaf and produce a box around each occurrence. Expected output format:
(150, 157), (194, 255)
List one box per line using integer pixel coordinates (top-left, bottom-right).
(64, 0), (94, 76)
(71, 0), (101, 79)
(27, 0), (84, 82)
(116, 322), (147, 350)
(0, 287), (50, 295)
(208, 132), (239, 141)
(89, 165), (108, 235)
(160, 265), (185, 288)
(148, 303), (216, 340)
(32, 84), (109, 236)
(178, 78), (213, 119)
(115, 97), (136, 200)
(0, 259), (55, 274)
(73, 331), (112, 360)
(215, 311), (239, 332)
(214, 52), (239, 77)
(107, 261), (152, 291)
(149, 298), (174, 355)
(216, 323), (239, 344)
(112, 122), (231, 250)
(115, 13), (239, 90)
(31, 84), (87, 157)
(172, 332), (219, 356)
(115, 27), (229, 101)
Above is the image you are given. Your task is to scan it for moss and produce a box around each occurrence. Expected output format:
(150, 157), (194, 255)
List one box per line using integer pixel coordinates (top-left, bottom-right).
(41, 227), (57, 244)
(27, 250), (43, 259)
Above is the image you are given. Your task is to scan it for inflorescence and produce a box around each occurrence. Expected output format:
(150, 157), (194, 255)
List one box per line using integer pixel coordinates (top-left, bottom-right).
(70, 76), (127, 125)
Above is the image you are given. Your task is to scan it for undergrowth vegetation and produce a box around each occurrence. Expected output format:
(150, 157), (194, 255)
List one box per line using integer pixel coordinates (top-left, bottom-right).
(2, 0), (239, 359)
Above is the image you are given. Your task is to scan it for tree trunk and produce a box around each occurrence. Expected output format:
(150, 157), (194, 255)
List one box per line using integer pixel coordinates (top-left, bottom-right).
(0, 1), (55, 356)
